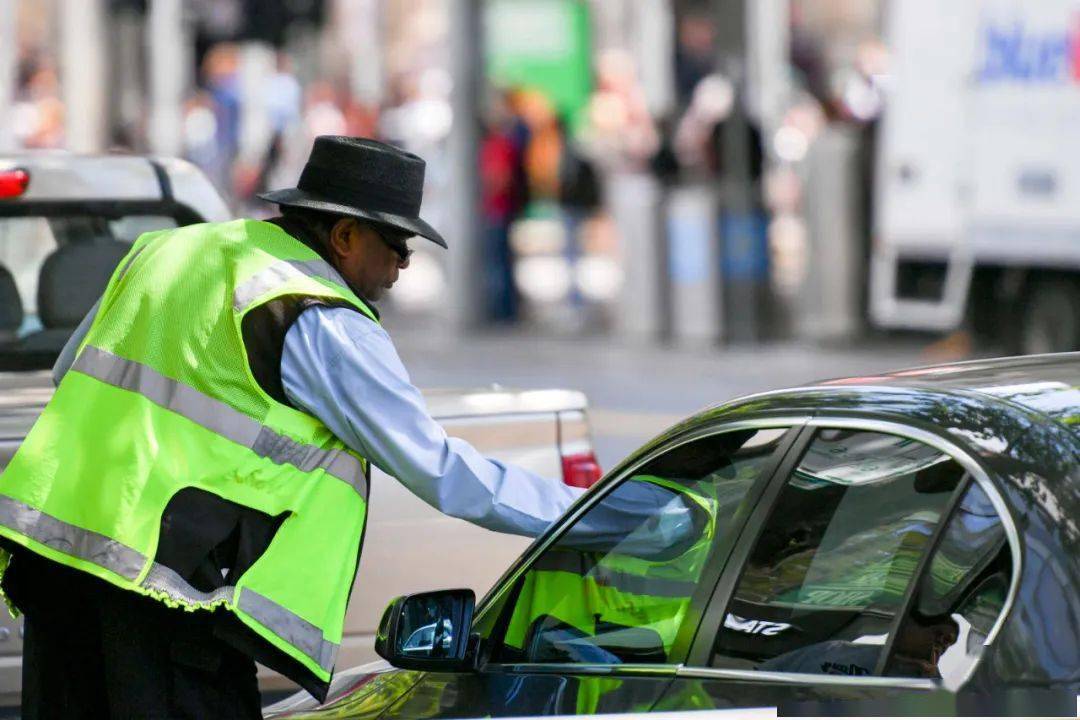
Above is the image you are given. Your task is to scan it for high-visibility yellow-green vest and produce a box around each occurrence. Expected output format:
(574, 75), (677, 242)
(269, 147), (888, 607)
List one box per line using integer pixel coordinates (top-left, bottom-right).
(0, 219), (374, 684)
(502, 474), (719, 661)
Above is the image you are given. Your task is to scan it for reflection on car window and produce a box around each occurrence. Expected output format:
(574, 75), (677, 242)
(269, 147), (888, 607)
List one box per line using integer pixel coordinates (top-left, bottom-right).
(489, 427), (790, 666)
(712, 429), (967, 678)
(885, 481), (1011, 682)
(0, 214), (176, 369)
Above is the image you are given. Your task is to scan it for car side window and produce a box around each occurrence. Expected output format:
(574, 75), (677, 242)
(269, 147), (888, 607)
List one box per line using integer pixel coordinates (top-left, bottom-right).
(487, 427), (791, 666)
(711, 429), (969, 678)
(884, 481), (1011, 682)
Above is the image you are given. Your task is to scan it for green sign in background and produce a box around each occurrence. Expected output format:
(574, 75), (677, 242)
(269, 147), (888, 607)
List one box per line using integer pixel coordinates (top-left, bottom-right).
(484, 0), (593, 128)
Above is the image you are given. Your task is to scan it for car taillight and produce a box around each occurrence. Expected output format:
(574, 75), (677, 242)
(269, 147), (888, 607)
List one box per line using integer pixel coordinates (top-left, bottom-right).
(0, 168), (29, 199)
(561, 451), (602, 488)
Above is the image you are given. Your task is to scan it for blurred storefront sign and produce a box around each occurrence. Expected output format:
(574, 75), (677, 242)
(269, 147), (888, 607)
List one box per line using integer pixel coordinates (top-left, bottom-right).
(485, 0), (592, 127)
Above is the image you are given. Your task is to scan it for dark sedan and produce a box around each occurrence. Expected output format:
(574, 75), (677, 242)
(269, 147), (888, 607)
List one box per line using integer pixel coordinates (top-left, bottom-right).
(267, 354), (1080, 717)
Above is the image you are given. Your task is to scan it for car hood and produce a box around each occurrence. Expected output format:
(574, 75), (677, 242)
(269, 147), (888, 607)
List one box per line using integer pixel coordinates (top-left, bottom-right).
(262, 661), (421, 718)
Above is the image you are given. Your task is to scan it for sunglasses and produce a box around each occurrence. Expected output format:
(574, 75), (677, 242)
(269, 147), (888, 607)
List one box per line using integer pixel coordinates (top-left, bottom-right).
(371, 224), (414, 263)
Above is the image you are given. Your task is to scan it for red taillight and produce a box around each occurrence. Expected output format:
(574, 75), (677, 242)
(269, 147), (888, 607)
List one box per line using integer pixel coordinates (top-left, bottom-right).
(0, 169), (29, 199)
(561, 451), (602, 489)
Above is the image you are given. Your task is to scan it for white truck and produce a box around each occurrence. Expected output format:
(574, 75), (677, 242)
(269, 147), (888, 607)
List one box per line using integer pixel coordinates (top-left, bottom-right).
(871, 0), (1080, 353)
(0, 153), (600, 701)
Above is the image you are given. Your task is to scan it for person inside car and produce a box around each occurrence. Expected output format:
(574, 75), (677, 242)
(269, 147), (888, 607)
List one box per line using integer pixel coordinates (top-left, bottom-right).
(758, 611), (960, 678)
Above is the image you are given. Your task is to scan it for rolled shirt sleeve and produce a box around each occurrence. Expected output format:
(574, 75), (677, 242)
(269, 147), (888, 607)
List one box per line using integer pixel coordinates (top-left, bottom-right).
(280, 305), (586, 538)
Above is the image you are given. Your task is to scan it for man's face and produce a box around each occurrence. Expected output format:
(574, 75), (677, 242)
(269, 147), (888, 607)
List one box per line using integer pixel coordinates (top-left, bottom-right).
(327, 218), (411, 302)
(892, 615), (959, 677)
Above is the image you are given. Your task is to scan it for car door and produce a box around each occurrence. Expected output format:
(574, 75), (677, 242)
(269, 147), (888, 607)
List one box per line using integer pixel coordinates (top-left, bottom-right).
(375, 421), (805, 718)
(655, 419), (1019, 716)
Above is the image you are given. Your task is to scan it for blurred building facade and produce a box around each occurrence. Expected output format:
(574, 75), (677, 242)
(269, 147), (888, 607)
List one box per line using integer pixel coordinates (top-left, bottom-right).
(0, 0), (888, 343)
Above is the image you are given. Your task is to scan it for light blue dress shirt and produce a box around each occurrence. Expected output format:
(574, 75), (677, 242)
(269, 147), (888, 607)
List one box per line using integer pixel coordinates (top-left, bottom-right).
(280, 306), (585, 537)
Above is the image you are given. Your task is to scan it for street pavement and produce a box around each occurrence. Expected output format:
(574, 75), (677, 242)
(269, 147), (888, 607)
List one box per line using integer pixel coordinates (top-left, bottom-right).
(392, 326), (950, 471)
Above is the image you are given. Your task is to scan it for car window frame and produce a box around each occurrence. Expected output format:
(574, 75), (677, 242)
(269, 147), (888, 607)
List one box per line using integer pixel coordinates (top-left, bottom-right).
(472, 416), (812, 678)
(683, 416), (1022, 693)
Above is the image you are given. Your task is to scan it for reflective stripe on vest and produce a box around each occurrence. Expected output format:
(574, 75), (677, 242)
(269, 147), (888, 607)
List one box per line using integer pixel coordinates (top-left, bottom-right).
(233, 258), (349, 312)
(0, 493), (339, 674)
(115, 244), (147, 280)
(72, 345), (368, 498)
(238, 588), (338, 673)
(0, 493), (145, 580)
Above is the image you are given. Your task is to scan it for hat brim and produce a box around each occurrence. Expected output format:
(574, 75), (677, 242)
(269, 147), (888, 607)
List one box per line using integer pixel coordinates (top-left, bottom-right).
(257, 187), (448, 249)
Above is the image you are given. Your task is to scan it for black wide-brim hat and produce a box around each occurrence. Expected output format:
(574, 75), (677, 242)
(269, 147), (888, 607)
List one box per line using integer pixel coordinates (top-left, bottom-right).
(258, 135), (447, 248)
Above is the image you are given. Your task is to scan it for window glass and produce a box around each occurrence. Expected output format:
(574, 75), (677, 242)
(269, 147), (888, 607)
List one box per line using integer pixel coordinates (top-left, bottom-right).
(712, 429), (967, 677)
(0, 214), (177, 369)
(885, 481), (1011, 681)
(0, 217), (55, 320)
(488, 427), (790, 665)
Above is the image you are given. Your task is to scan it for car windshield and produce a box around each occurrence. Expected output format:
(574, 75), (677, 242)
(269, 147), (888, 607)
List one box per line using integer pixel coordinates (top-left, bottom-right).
(0, 214), (176, 370)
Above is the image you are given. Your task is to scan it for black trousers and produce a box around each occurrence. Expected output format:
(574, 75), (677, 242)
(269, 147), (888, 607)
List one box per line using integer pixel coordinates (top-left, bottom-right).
(9, 552), (261, 720)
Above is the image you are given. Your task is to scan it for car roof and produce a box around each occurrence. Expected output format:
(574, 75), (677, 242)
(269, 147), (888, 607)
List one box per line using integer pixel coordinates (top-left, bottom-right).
(819, 352), (1080, 432)
(0, 152), (163, 202)
(0, 151), (232, 222)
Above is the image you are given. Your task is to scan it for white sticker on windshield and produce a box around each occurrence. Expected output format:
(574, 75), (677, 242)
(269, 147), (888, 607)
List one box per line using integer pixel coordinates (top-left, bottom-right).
(724, 613), (792, 636)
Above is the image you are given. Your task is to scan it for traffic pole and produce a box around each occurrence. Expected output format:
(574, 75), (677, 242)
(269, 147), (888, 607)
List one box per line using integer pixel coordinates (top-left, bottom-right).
(444, 0), (485, 330)
(147, 0), (189, 158)
(60, 0), (108, 152)
(0, 0), (15, 151)
(713, 0), (762, 344)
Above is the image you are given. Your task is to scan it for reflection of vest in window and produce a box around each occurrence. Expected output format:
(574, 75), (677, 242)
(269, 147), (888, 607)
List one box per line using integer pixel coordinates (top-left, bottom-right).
(503, 475), (718, 660)
(0, 219), (375, 690)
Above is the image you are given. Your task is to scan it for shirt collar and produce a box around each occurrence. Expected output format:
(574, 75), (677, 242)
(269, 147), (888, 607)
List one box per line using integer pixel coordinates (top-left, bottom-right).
(265, 216), (381, 321)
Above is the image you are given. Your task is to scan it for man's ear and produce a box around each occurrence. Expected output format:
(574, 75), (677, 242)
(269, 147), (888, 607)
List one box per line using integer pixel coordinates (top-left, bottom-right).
(328, 218), (357, 259)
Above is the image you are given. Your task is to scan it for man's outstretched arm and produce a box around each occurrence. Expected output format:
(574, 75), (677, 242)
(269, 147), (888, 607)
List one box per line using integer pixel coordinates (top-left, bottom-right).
(281, 306), (586, 538)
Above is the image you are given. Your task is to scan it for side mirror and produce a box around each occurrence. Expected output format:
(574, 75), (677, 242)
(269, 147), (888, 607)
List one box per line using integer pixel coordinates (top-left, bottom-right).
(375, 589), (476, 671)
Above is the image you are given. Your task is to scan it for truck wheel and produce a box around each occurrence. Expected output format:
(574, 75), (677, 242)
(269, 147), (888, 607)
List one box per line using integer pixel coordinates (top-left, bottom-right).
(1019, 278), (1080, 355)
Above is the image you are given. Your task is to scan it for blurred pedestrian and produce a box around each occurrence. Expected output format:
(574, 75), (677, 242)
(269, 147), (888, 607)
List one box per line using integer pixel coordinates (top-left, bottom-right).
(191, 43), (242, 195)
(0, 137), (586, 718)
(480, 91), (528, 322)
(12, 56), (65, 150)
(557, 117), (602, 311)
(519, 90), (563, 202)
(581, 50), (659, 173)
(182, 91), (225, 180)
(234, 52), (304, 212)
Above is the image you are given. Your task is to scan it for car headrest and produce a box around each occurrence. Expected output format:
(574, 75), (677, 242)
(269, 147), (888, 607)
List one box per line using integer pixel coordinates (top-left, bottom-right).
(38, 242), (129, 328)
(0, 265), (24, 337)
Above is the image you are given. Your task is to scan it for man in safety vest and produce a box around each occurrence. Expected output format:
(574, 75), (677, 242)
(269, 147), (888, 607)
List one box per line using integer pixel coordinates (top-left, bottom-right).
(0, 136), (586, 718)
